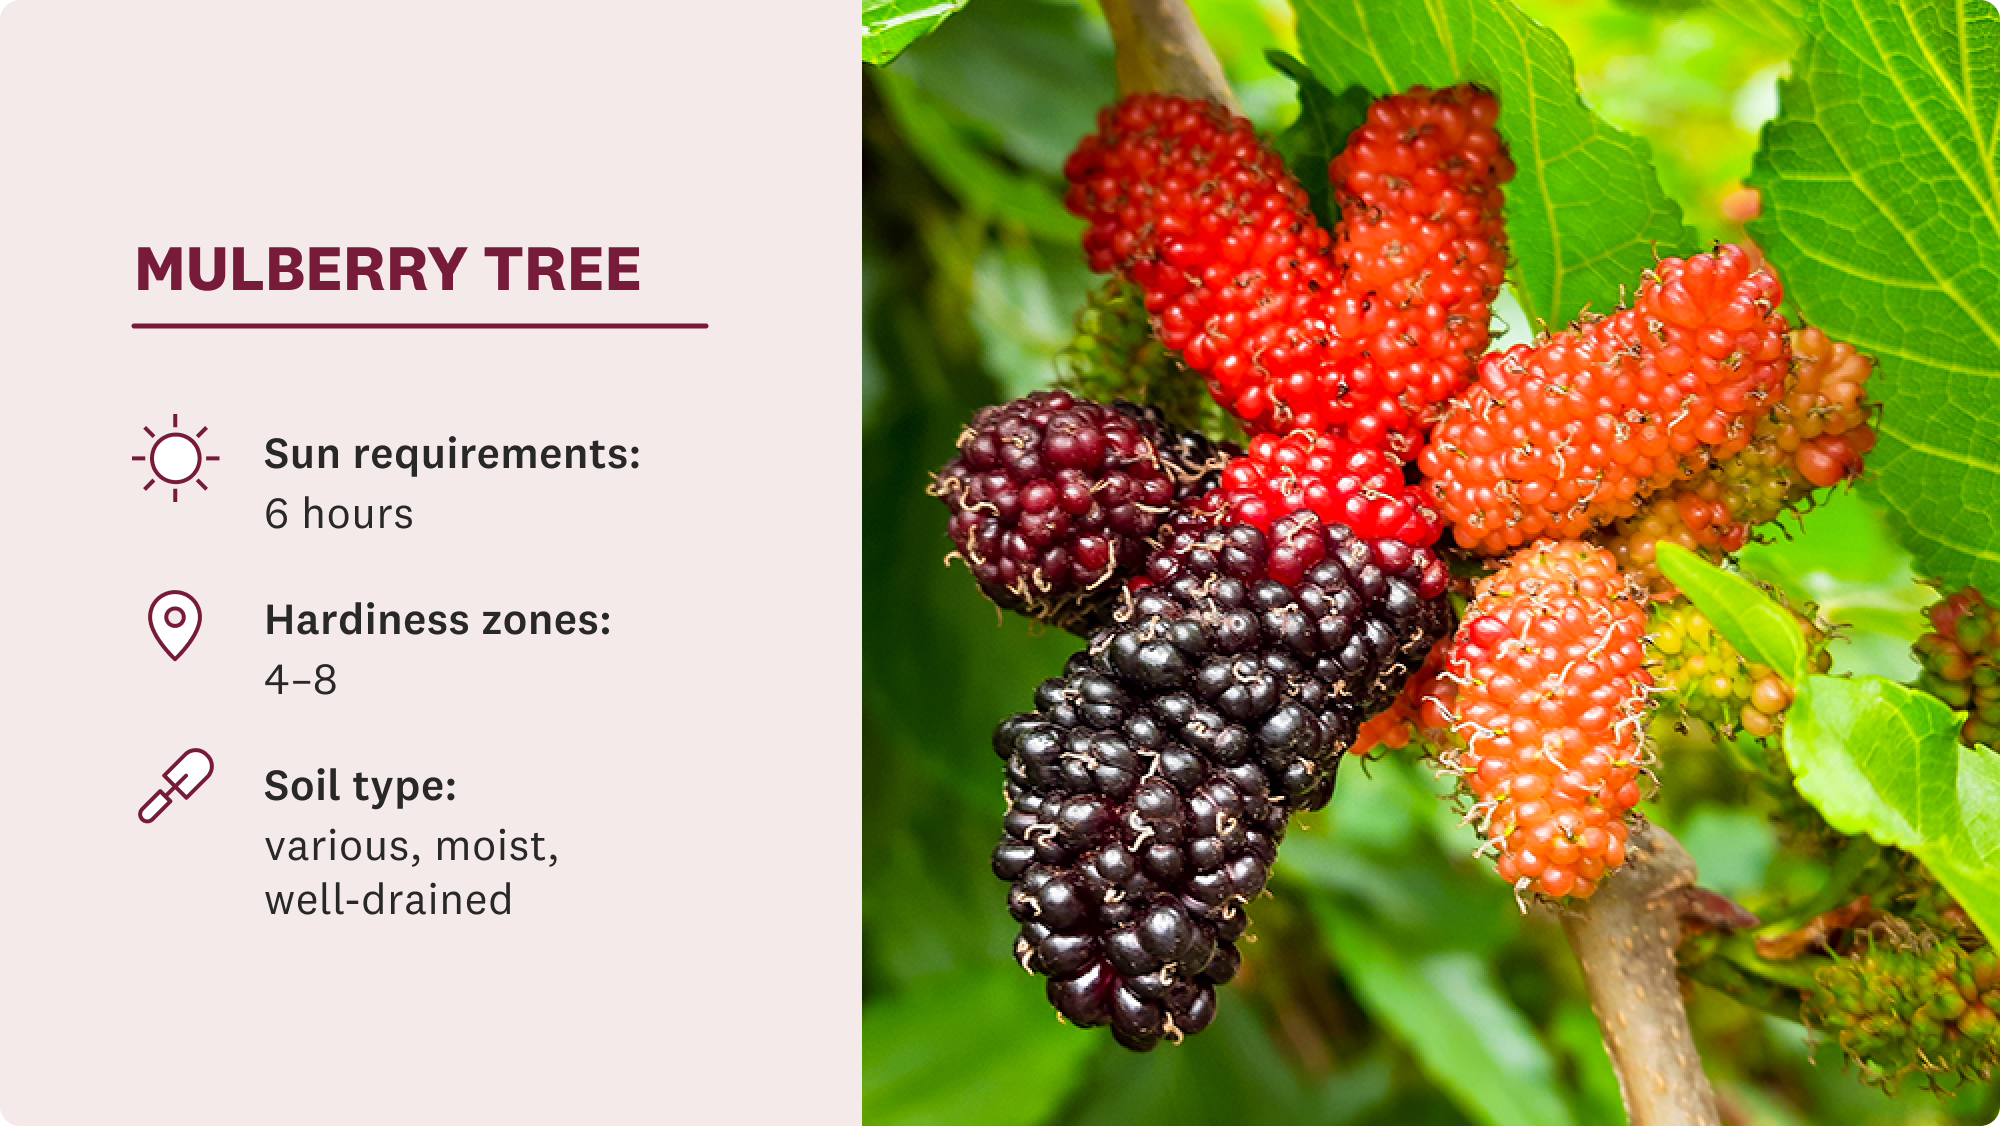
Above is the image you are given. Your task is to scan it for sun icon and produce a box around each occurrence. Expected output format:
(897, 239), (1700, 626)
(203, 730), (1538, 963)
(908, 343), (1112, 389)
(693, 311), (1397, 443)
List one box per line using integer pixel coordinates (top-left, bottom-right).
(133, 414), (218, 501)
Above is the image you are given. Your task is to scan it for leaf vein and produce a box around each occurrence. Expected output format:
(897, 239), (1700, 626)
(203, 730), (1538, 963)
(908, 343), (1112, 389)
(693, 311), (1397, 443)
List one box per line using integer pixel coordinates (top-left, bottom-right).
(1804, 94), (2000, 361)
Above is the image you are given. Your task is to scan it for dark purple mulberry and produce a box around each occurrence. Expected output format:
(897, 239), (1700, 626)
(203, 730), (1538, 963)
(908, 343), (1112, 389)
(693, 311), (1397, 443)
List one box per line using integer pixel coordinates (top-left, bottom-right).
(993, 512), (1453, 1049)
(932, 391), (1229, 635)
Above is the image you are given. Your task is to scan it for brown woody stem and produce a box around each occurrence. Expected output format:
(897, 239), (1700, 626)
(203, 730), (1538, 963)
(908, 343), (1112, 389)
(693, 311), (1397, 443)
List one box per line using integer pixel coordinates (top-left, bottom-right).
(1561, 822), (1722, 1126)
(1097, 0), (1239, 111)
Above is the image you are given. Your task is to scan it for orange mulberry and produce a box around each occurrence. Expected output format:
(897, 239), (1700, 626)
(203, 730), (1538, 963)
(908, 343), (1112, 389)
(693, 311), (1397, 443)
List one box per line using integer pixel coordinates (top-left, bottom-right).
(1417, 245), (1791, 555)
(1603, 326), (1878, 591)
(1434, 541), (1652, 900)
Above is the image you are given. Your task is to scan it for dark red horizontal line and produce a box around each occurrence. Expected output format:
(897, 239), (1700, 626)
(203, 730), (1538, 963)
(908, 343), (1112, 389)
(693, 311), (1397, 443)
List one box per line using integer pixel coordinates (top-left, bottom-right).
(131, 322), (707, 330)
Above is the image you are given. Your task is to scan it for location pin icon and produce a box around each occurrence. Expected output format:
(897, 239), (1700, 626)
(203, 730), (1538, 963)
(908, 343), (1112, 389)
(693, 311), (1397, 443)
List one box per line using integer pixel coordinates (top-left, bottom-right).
(149, 591), (202, 661)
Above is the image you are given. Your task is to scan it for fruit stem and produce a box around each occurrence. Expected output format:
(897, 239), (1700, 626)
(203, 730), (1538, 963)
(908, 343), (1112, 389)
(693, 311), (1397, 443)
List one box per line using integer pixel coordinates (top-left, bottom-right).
(1714, 933), (1827, 994)
(1560, 822), (1723, 1126)
(1680, 949), (1805, 1022)
(1096, 0), (1239, 111)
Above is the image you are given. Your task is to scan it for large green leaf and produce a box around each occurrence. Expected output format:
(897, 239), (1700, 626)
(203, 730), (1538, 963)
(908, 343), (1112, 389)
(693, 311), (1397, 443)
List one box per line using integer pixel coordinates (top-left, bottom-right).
(1782, 673), (2000, 941)
(1656, 542), (1809, 680)
(1748, 0), (2000, 591)
(1313, 900), (1577, 1126)
(863, 0), (969, 66)
(1294, 0), (1697, 330)
(1784, 674), (1962, 847)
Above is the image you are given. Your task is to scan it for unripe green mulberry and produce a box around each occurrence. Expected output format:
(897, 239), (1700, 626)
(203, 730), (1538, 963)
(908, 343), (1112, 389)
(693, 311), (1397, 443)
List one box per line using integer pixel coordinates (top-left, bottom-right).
(1914, 586), (2000, 749)
(1057, 279), (1237, 443)
(1806, 930), (2000, 1092)
(1646, 599), (1826, 741)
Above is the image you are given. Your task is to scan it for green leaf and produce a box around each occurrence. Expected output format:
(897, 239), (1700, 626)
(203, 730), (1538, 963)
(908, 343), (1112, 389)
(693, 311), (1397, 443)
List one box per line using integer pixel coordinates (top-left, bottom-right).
(1747, 0), (2000, 592)
(1267, 50), (1373, 230)
(1655, 542), (1809, 680)
(864, 969), (1096, 1126)
(1780, 673), (2000, 941)
(1783, 674), (1963, 849)
(1918, 841), (2000, 947)
(863, 0), (969, 66)
(1294, 0), (1698, 329)
(1313, 900), (1577, 1126)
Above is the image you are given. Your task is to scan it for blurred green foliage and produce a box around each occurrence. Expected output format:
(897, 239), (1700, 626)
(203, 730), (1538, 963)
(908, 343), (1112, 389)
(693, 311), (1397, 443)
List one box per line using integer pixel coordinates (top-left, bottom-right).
(862, 1), (2000, 1122)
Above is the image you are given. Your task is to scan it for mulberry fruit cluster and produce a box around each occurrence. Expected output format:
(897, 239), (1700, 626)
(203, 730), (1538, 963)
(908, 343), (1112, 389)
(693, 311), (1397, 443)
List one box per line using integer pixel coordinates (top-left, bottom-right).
(1063, 95), (1346, 436)
(1646, 599), (1821, 741)
(1059, 278), (1236, 441)
(1214, 430), (1443, 547)
(931, 391), (1227, 634)
(938, 77), (1895, 1053)
(1352, 636), (1453, 757)
(1603, 326), (1878, 591)
(991, 514), (1450, 1048)
(1433, 541), (1651, 899)
(1915, 586), (2000, 750)
(1806, 931), (2000, 1092)
(1062, 89), (1512, 455)
(1418, 245), (1791, 554)
(1327, 85), (1513, 450)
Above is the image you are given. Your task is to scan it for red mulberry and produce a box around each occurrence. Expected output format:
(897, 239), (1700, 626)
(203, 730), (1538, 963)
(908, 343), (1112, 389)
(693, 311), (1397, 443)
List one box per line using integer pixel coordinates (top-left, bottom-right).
(1603, 326), (1878, 591)
(1213, 430), (1442, 547)
(1327, 85), (1513, 452)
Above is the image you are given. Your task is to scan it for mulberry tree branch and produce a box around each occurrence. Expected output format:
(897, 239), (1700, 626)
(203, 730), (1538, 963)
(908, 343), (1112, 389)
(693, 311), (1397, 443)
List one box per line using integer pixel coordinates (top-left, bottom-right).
(1561, 822), (1723, 1126)
(1097, 0), (1239, 111)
